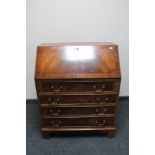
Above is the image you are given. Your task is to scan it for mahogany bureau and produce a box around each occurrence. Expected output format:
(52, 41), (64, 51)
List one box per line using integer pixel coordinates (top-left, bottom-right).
(34, 42), (121, 138)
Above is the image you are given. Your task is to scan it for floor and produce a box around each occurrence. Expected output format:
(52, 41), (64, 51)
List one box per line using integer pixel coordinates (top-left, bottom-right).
(26, 98), (129, 155)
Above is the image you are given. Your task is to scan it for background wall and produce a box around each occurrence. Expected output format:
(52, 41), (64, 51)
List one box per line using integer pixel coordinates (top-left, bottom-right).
(26, 0), (129, 99)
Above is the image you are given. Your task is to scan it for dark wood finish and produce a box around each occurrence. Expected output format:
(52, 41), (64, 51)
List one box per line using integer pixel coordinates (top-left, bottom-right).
(39, 80), (115, 93)
(42, 131), (50, 139)
(34, 42), (121, 138)
(35, 43), (121, 79)
(106, 130), (115, 138)
(42, 126), (116, 132)
(39, 94), (117, 105)
(42, 127), (116, 139)
(43, 116), (114, 127)
(41, 105), (116, 116)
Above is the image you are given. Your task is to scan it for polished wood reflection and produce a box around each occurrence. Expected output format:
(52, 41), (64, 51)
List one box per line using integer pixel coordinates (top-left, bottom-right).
(35, 42), (121, 138)
(35, 43), (121, 79)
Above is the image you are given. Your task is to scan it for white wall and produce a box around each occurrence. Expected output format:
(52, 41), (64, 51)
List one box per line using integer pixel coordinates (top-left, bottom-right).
(26, 0), (129, 99)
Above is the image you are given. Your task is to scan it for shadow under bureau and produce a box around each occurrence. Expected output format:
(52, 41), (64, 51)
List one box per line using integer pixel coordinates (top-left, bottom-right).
(34, 42), (121, 138)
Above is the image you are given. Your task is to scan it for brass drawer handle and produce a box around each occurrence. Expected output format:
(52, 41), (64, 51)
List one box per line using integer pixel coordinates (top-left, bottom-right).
(49, 109), (62, 116)
(95, 108), (100, 113)
(96, 120), (106, 126)
(104, 97), (109, 101)
(95, 108), (107, 114)
(50, 85), (63, 92)
(96, 97), (109, 104)
(48, 97), (60, 104)
(50, 120), (62, 127)
(93, 84), (106, 92)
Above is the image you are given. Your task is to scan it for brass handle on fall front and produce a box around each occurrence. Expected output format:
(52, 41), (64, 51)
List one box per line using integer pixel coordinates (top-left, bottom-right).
(93, 84), (106, 92)
(50, 85), (63, 92)
(50, 120), (62, 127)
(96, 120), (106, 126)
(49, 109), (61, 116)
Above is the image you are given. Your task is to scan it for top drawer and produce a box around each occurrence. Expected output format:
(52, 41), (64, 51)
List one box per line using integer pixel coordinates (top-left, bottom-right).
(37, 80), (116, 93)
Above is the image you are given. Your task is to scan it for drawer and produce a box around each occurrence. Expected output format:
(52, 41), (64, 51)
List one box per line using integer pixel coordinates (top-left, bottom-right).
(41, 105), (115, 116)
(39, 94), (117, 105)
(39, 80), (115, 93)
(43, 117), (114, 127)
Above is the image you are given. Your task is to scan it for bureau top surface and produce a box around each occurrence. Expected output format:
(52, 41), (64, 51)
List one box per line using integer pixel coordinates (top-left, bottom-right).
(35, 42), (121, 79)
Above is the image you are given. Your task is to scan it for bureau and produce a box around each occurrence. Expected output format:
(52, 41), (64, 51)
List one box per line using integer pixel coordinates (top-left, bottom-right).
(34, 42), (121, 138)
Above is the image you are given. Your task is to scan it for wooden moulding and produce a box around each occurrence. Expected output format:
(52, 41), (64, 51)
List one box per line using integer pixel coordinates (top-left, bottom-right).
(42, 127), (116, 138)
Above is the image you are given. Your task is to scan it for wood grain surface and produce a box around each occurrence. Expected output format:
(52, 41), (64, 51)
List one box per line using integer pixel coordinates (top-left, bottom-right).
(35, 43), (121, 79)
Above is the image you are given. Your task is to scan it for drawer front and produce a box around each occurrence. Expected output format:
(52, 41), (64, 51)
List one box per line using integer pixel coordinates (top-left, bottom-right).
(41, 106), (115, 116)
(40, 80), (115, 93)
(39, 94), (117, 105)
(43, 117), (114, 127)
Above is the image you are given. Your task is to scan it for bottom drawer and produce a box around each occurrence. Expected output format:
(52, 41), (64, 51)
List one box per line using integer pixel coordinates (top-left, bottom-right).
(43, 117), (114, 127)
